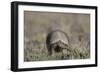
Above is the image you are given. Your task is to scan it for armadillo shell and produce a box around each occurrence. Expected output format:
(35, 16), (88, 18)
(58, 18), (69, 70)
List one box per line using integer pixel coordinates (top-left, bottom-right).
(46, 30), (69, 50)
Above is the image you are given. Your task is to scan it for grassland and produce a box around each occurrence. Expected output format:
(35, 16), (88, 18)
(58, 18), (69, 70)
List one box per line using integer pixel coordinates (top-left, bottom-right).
(24, 11), (90, 61)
